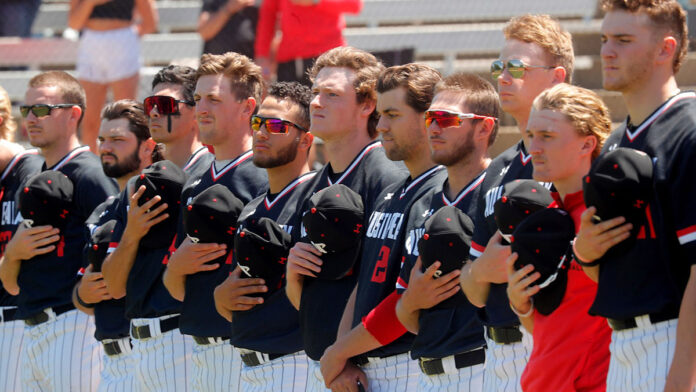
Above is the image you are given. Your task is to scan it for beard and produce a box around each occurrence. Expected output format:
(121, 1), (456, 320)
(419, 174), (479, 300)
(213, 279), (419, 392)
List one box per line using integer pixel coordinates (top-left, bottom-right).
(430, 130), (476, 167)
(101, 148), (141, 178)
(253, 138), (300, 168)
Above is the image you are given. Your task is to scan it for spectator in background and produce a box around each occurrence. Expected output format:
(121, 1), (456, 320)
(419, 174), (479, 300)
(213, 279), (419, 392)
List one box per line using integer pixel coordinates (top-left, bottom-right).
(68, 0), (158, 153)
(0, 0), (42, 37)
(0, 86), (17, 141)
(255, 0), (362, 85)
(198, 0), (257, 58)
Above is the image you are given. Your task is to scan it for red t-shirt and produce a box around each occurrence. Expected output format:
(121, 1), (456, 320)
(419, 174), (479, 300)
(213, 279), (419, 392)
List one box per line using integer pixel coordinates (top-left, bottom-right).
(521, 191), (611, 392)
(255, 0), (362, 63)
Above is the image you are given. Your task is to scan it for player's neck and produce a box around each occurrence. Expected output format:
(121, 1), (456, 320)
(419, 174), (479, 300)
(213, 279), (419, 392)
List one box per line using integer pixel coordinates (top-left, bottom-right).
(0, 141), (24, 174)
(552, 166), (588, 201)
(43, 135), (81, 168)
(444, 153), (490, 199)
(214, 130), (252, 162)
(266, 160), (310, 194)
(403, 150), (438, 180)
(163, 138), (204, 169)
(622, 75), (680, 126)
(324, 130), (374, 173)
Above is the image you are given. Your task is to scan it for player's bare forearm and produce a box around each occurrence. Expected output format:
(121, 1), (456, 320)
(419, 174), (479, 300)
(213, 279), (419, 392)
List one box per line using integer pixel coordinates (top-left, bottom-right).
(0, 255), (20, 295)
(460, 261), (491, 308)
(337, 285), (358, 338)
(101, 234), (139, 299)
(321, 324), (381, 387)
(665, 264), (696, 391)
(581, 265), (600, 283)
(395, 296), (420, 334)
(285, 278), (302, 310)
(162, 268), (186, 302)
(519, 313), (534, 334)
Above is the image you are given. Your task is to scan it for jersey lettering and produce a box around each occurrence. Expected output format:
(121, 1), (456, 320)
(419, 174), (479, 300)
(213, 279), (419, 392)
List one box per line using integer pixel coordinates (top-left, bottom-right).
(366, 211), (404, 240)
(371, 246), (390, 283)
(484, 186), (504, 218)
(404, 228), (425, 256)
(1, 201), (22, 225)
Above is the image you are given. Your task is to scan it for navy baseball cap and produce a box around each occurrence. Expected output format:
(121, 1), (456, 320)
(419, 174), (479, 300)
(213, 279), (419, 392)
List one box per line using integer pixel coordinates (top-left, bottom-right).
(183, 184), (244, 246)
(18, 170), (74, 230)
(494, 180), (554, 244)
(87, 219), (117, 272)
(301, 184), (364, 280)
(234, 217), (293, 299)
(134, 160), (186, 249)
(511, 208), (575, 316)
(583, 147), (653, 256)
(417, 205), (473, 309)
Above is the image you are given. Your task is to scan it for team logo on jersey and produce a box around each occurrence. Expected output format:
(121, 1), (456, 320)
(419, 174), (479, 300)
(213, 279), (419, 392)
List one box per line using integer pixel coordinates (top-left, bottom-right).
(384, 193), (394, 200)
(311, 241), (328, 254)
(422, 209), (433, 218)
(500, 166), (510, 177)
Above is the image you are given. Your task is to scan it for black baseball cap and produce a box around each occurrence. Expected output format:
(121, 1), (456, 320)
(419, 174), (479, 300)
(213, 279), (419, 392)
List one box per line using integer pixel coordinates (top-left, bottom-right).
(183, 184), (244, 246)
(417, 205), (473, 309)
(134, 160), (186, 249)
(511, 208), (575, 316)
(494, 180), (554, 244)
(234, 217), (293, 299)
(18, 170), (74, 230)
(87, 219), (118, 272)
(301, 184), (364, 280)
(583, 147), (653, 256)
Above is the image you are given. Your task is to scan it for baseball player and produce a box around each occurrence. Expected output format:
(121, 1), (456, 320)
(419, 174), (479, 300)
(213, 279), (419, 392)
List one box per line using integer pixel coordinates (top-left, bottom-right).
(101, 65), (214, 392)
(506, 84), (613, 391)
(0, 71), (119, 391)
(285, 46), (408, 392)
(318, 63), (445, 392)
(574, 1), (696, 390)
(163, 52), (269, 392)
(456, 14), (574, 391)
(394, 74), (500, 390)
(0, 140), (43, 392)
(212, 81), (316, 391)
(72, 100), (158, 392)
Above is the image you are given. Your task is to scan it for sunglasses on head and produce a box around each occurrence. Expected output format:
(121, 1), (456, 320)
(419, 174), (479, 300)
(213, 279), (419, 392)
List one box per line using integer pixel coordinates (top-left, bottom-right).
(490, 59), (555, 79)
(143, 95), (195, 116)
(20, 104), (76, 118)
(251, 115), (308, 134)
(424, 110), (496, 129)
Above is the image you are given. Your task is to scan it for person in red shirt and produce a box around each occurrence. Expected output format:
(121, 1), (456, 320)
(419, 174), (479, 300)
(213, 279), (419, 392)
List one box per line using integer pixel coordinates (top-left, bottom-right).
(255, 0), (362, 85)
(506, 83), (613, 391)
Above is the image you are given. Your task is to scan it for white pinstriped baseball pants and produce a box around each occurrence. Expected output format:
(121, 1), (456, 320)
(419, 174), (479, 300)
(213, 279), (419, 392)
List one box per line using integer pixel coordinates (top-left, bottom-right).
(360, 353), (420, 392)
(481, 326), (532, 392)
(0, 308), (24, 392)
(418, 362), (484, 391)
(239, 351), (309, 392)
(190, 339), (241, 392)
(606, 318), (696, 392)
(98, 338), (135, 392)
(22, 309), (102, 392)
(307, 360), (330, 392)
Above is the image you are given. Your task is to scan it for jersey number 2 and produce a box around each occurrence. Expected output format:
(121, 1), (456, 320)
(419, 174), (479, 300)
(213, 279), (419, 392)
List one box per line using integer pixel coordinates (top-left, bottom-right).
(371, 246), (390, 283)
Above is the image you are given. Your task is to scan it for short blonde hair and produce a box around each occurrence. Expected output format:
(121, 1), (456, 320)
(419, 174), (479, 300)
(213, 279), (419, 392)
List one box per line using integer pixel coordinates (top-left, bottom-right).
(197, 52), (265, 105)
(0, 86), (16, 141)
(503, 14), (575, 83)
(309, 47), (385, 138)
(532, 83), (611, 160)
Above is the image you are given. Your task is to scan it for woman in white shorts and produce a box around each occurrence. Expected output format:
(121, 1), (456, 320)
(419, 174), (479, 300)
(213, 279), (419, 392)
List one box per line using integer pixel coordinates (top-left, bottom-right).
(68, 0), (157, 152)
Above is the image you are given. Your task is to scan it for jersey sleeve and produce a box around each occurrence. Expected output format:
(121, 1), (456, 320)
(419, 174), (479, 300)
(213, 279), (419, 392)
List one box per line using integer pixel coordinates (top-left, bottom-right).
(671, 137), (696, 260)
(470, 202), (492, 261)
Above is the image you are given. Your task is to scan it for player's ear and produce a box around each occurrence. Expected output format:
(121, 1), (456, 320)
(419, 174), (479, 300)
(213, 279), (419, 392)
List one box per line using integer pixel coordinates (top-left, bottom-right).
(242, 97), (256, 118)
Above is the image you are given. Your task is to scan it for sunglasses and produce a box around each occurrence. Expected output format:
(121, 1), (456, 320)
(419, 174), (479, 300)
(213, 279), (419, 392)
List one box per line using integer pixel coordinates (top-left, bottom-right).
(20, 104), (76, 118)
(490, 59), (555, 79)
(251, 115), (308, 134)
(424, 110), (496, 129)
(143, 95), (195, 116)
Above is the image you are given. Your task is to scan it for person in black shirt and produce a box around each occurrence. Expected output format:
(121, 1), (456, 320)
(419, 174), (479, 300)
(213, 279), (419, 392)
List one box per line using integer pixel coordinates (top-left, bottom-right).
(198, 0), (257, 57)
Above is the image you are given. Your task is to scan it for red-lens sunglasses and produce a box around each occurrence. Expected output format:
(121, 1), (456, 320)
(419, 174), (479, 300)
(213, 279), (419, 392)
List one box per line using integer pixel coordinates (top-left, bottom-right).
(144, 95), (195, 116)
(424, 109), (497, 129)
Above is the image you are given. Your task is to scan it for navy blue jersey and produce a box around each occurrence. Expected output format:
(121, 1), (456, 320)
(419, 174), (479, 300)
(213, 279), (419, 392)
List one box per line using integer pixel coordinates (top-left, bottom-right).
(110, 148), (214, 320)
(352, 165), (446, 357)
(470, 140), (538, 327)
(229, 171), (316, 353)
(397, 173), (488, 359)
(16, 147), (118, 319)
(590, 91), (696, 319)
(0, 150), (43, 306)
(296, 141), (409, 360)
(177, 151), (269, 337)
(85, 196), (130, 341)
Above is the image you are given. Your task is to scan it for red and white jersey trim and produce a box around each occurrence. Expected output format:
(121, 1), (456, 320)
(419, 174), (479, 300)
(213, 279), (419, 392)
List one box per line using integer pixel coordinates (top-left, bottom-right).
(210, 150), (253, 181)
(442, 172), (486, 206)
(328, 141), (382, 185)
(399, 165), (444, 199)
(0, 149), (39, 181)
(183, 146), (211, 172)
(107, 242), (119, 254)
(470, 241), (485, 258)
(677, 225), (696, 245)
(519, 151), (532, 166)
(396, 276), (408, 291)
(264, 171), (317, 210)
(52, 146), (90, 171)
(626, 91), (696, 142)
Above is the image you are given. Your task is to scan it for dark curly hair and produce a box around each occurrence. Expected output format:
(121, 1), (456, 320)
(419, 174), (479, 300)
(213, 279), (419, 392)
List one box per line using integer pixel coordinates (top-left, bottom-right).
(267, 82), (312, 130)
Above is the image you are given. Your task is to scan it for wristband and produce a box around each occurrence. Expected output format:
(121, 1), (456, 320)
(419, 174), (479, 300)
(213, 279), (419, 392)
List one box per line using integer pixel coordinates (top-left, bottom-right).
(509, 298), (533, 318)
(572, 239), (600, 267)
(76, 287), (95, 309)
